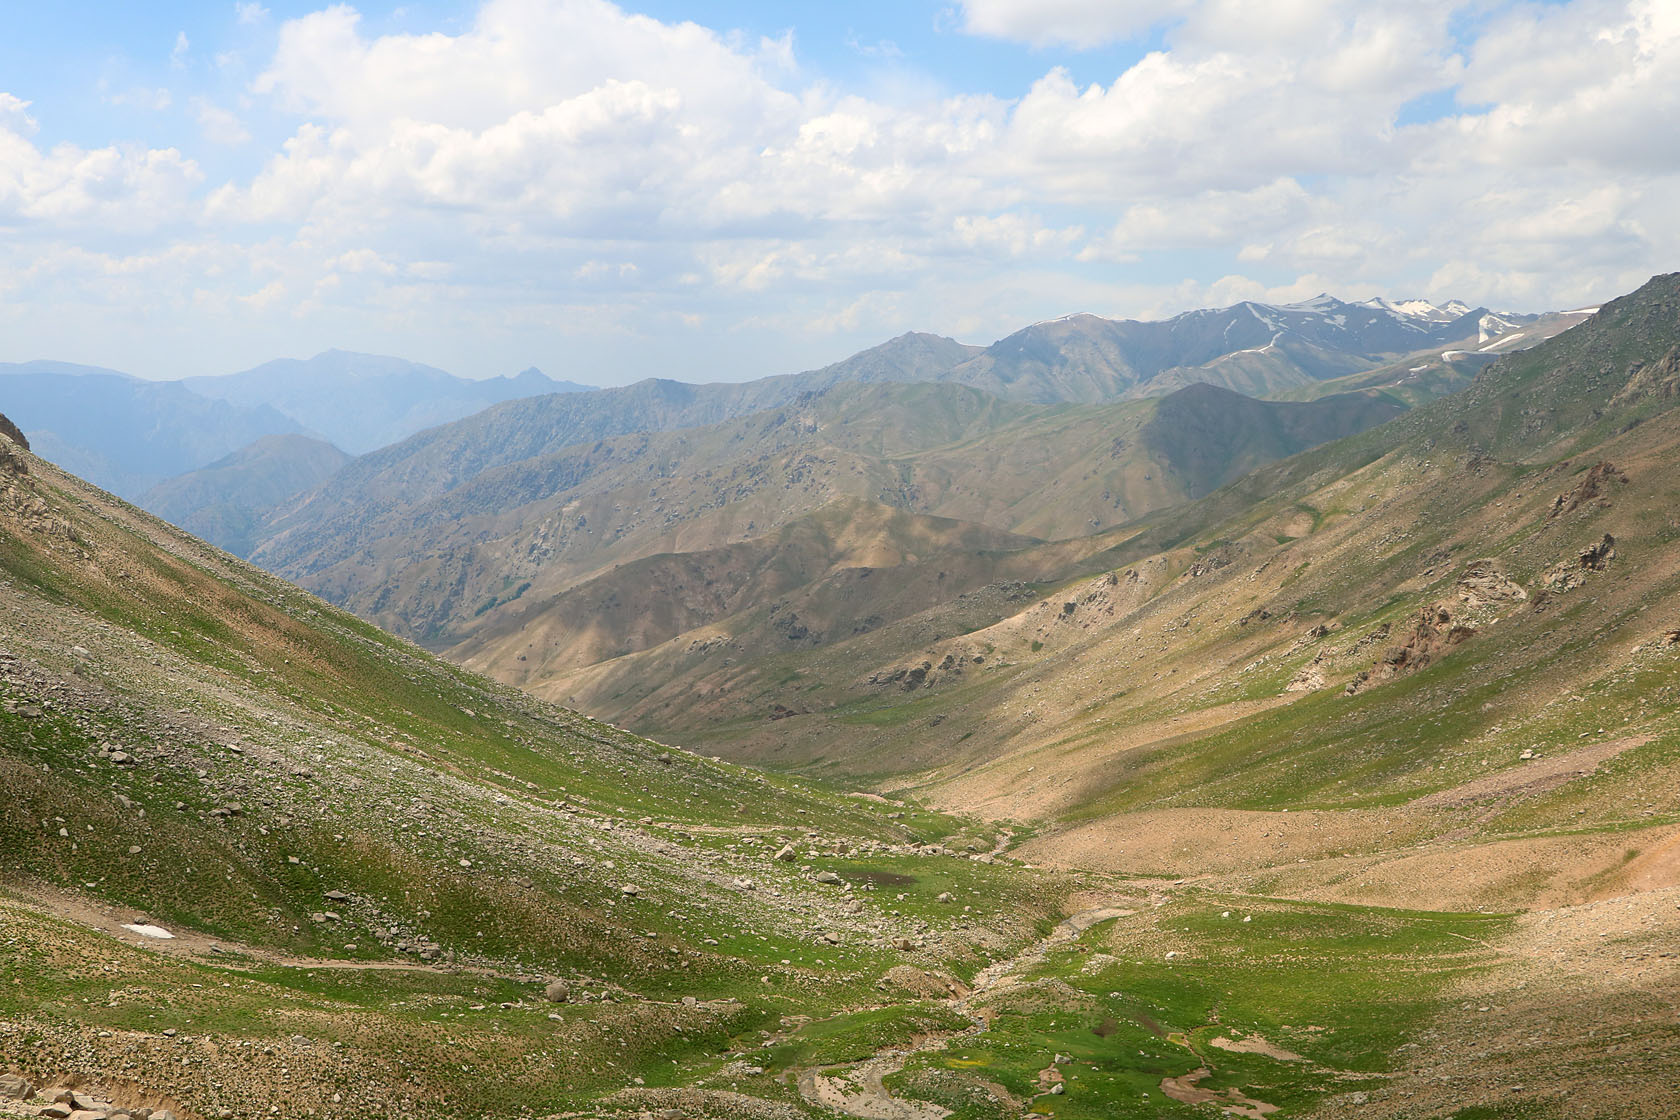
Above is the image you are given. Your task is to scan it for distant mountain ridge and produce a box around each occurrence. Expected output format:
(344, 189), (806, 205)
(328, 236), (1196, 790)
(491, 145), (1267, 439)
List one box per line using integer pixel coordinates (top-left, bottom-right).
(246, 291), (1533, 549)
(183, 349), (595, 455)
(929, 295), (1494, 403)
(0, 363), (305, 499)
(0, 351), (592, 502)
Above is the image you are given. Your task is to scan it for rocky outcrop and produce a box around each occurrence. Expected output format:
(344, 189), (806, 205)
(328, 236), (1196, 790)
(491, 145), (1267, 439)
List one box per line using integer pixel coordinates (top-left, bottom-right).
(1610, 345), (1680, 407)
(0, 411), (29, 476)
(1537, 533), (1617, 602)
(1549, 461), (1627, 519)
(0, 411), (28, 451)
(1347, 605), (1477, 694)
(1456, 559), (1527, 608)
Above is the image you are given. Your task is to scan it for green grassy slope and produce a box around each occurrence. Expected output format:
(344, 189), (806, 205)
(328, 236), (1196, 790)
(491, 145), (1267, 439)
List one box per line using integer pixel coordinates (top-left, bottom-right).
(0, 434), (1071, 1117)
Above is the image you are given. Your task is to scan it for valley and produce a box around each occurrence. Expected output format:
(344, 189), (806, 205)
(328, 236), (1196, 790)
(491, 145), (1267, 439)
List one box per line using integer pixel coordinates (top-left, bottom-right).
(2, 280), (1676, 1119)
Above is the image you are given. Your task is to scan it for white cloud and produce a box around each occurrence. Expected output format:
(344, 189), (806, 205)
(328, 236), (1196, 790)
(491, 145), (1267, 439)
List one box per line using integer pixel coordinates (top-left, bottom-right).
(171, 31), (191, 69)
(0, 97), (201, 228)
(194, 98), (252, 144)
(959, 0), (1190, 48)
(236, 2), (270, 24)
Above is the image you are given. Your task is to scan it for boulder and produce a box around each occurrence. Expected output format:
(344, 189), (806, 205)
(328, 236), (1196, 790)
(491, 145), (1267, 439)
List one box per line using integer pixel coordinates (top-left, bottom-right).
(0, 1073), (32, 1099)
(774, 845), (797, 862)
(813, 871), (842, 885)
(544, 979), (571, 1003)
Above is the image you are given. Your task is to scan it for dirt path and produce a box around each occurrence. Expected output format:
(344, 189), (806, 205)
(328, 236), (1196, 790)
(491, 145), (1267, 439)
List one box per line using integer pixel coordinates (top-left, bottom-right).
(1159, 1067), (1279, 1118)
(798, 1055), (950, 1120)
(793, 900), (1135, 1120)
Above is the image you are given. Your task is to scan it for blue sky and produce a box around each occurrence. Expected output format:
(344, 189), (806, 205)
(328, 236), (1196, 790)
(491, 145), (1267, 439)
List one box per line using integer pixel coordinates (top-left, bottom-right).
(0, 0), (1673, 384)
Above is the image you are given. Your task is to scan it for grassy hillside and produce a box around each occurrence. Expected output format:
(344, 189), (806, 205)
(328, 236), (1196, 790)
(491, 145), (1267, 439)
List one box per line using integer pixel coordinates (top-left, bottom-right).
(0, 429), (1075, 1118)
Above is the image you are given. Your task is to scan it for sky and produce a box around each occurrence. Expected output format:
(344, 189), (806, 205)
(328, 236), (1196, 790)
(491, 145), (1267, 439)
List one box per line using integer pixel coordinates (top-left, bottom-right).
(1, 0), (1676, 385)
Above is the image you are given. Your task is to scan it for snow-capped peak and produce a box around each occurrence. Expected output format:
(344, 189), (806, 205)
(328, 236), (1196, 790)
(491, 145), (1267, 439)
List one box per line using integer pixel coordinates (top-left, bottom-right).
(1357, 296), (1474, 324)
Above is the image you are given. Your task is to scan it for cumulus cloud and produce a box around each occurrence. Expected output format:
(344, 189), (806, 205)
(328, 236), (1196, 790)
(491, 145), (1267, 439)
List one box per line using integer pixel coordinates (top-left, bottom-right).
(0, 97), (201, 228)
(3, 0), (1678, 380)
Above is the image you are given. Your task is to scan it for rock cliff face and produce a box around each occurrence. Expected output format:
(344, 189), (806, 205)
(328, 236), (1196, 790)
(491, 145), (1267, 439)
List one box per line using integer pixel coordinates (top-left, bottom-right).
(0, 412), (30, 452)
